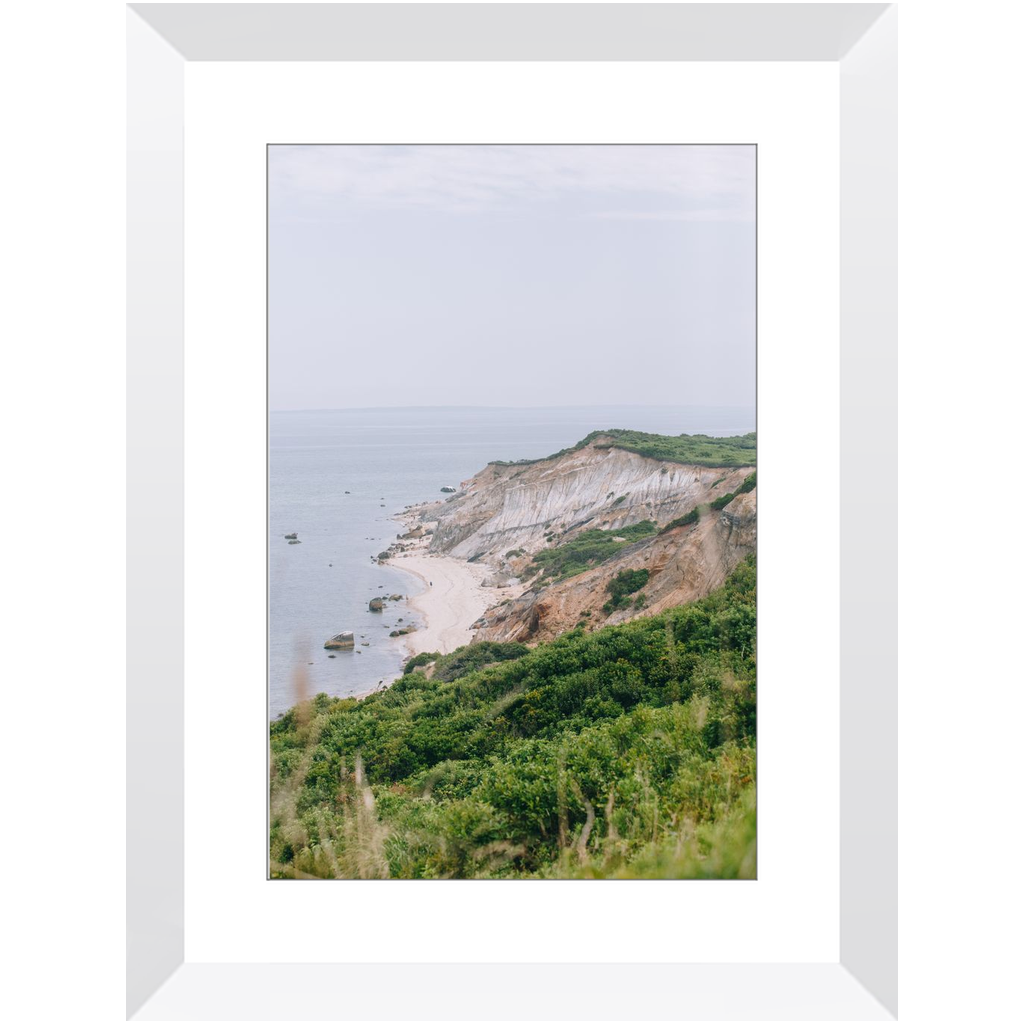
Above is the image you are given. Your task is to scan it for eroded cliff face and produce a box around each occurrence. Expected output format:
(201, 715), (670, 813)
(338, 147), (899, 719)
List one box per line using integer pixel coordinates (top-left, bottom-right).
(476, 489), (756, 643)
(409, 435), (756, 643)
(430, 441), (751, 558)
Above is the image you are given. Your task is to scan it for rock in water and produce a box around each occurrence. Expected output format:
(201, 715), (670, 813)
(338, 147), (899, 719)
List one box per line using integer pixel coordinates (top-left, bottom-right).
(324, 631), (355, 650)
(368, 597), (385, 612)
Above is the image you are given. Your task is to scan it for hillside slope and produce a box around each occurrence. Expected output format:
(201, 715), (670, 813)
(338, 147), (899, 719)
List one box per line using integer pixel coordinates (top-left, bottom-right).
(269, 558), (757, 880)
(480, 489), (756, 643)
(404, 432), (756, 641)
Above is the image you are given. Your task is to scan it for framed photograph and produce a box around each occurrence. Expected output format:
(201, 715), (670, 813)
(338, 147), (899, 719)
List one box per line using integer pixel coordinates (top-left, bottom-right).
(128, 3), (895, 1019)
(266, 139), (759, 884)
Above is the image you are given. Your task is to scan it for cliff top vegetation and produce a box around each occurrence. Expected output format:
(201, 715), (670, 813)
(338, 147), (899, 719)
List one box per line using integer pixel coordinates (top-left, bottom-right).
(490, 429), (756, 469)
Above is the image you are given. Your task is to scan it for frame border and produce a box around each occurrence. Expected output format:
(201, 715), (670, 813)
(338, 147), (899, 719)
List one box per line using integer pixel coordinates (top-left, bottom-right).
(127, 4), (896, 1019)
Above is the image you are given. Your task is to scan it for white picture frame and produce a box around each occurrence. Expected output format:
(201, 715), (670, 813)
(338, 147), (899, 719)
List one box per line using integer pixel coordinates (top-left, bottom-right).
(127, 4), (896, 1019)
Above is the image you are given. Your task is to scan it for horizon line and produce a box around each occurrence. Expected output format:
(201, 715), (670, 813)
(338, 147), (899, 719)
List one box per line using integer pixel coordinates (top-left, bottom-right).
(268, 402), (757, 415)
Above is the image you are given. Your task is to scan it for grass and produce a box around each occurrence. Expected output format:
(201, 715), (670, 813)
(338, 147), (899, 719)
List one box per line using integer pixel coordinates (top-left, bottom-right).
(528, 521), (657, 583)
(269, 557), (756, 879)
(490, 430), (756, 469)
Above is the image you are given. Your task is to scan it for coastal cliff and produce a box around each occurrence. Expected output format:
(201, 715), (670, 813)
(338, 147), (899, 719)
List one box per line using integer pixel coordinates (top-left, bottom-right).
(273, 429), (758, 880)
(401, 431), (756, 643)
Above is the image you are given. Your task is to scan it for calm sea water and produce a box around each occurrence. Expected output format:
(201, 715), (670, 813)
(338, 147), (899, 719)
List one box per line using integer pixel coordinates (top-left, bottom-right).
(268, 406), (754, 717)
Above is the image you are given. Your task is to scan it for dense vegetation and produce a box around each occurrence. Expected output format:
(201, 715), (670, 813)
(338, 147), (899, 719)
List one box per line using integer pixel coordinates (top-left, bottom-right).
(491, 430), (756, 469)
(269, 557), (756, 879)
(526, 520), (657, 583)
(603, 568), (650, 613)
(403, 640), (531, 681)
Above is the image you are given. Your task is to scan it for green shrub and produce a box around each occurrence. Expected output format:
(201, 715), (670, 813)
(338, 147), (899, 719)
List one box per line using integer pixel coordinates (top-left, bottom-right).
(403, 651), (441, 675)
(660, 508), (700, 532)
(710, 493), (735, 511)
(429, 641), (530, 682)
(738, 472), (756, 493)
(604, 568), (650, 611)
(269, 557), (757, 879)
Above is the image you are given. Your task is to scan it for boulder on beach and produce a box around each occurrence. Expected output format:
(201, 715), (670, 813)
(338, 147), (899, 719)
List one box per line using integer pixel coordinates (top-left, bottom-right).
(368, 597), (385, 612)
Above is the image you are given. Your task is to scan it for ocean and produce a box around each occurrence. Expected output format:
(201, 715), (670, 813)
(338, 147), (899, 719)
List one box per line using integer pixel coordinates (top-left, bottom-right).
(268, 405), (754, 718)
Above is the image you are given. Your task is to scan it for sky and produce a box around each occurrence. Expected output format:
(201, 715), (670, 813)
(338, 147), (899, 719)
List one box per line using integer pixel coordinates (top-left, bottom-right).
(268, 145), (755, 412)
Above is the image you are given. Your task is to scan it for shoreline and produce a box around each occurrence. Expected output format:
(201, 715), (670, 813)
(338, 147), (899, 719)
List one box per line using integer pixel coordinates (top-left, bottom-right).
(349, 506), (527, 698)
(348, 553), (496, 700)
(389, 551), (495, 656)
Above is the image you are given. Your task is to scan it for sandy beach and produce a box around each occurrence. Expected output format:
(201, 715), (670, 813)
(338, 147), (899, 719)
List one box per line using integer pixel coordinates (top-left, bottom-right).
(388, 551), (496, 655)
(349, 547), (503, 699)
(381, 506), (528, 659)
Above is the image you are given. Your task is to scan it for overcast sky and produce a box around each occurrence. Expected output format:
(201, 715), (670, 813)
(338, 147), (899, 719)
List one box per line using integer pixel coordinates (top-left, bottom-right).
(268, 145), (755, 412)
